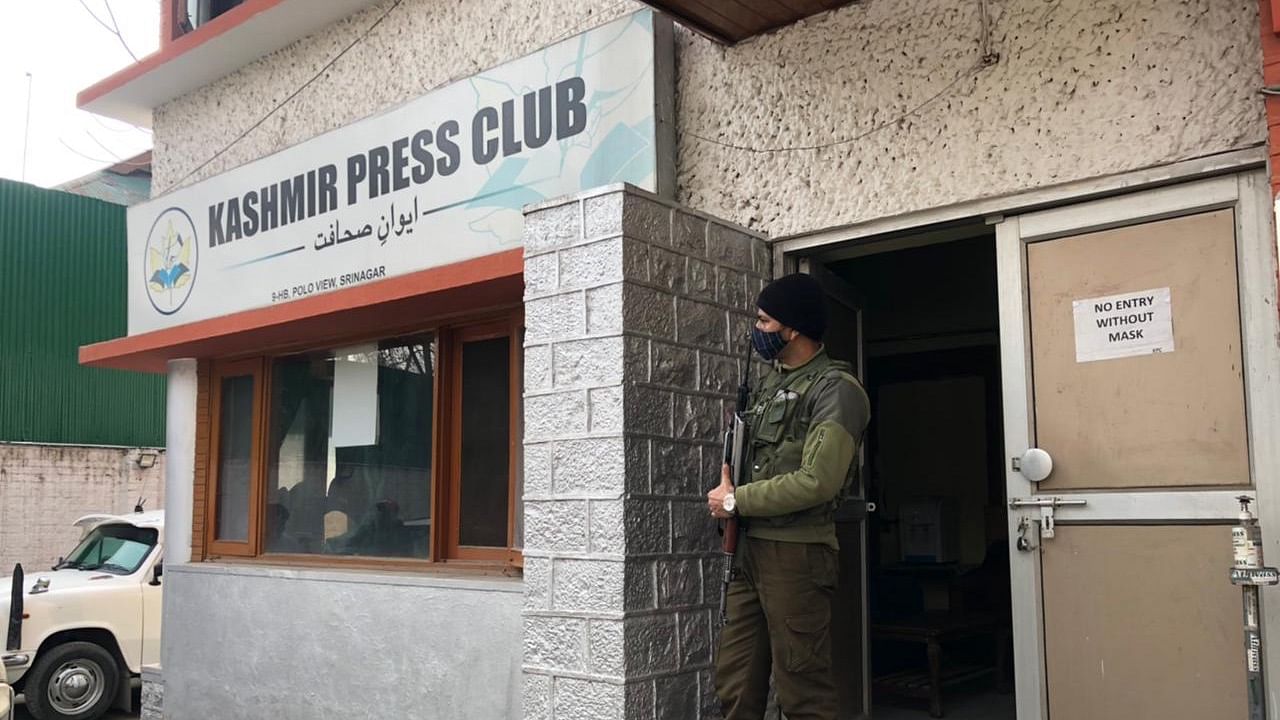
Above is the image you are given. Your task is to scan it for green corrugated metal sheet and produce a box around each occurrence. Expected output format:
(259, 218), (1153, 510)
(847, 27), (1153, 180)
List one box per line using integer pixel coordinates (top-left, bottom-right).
(0, 178), (165, 446)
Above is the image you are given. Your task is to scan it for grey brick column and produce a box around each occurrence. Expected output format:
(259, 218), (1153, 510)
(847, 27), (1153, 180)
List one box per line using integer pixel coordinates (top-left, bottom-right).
(522, 184), (769, 720)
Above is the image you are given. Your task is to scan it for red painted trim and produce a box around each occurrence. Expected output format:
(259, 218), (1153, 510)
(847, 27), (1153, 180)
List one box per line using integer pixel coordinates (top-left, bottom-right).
(77, 0), (288, 109)
(79, 250), (525, 373)
(1272, 0), (1280, 35)
(161, 0), (175, 49)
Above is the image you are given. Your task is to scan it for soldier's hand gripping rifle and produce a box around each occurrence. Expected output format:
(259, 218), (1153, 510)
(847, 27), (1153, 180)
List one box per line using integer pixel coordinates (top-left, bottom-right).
(718, 335), (754, 626)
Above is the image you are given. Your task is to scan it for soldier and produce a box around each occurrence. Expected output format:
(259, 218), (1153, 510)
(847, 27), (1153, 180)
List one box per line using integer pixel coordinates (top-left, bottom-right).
(708, 272), (871, 720)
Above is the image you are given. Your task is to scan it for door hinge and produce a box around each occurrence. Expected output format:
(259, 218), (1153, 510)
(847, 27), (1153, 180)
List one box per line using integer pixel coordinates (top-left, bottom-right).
(1009, 496), (1086, 539)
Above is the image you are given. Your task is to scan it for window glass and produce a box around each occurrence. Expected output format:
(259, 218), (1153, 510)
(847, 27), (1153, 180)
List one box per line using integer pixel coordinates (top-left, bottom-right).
(459, 336), (511, 548)
(61, 524), (158, 575)
(215, 374), (255, 542)
(187, 0), (245, 28)
(265, 336), (435, 559)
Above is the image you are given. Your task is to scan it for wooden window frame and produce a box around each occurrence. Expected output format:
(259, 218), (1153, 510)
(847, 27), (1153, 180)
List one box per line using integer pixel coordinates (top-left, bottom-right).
(201, 310), (523, 570)
(438, 315), (523, 565)
(205, 357), (267, 558)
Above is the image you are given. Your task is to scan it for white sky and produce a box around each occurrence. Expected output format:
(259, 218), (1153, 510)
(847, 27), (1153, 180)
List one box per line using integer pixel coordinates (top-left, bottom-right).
(0, 0), (159, 188)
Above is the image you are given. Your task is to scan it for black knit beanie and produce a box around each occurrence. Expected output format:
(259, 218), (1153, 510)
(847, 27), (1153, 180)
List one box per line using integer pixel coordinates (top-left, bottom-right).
(756, 273), (827, 341)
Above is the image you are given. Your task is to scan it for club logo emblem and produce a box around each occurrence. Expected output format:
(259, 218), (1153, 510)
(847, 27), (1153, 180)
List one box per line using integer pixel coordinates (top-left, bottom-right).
(143, 207), (198, 315)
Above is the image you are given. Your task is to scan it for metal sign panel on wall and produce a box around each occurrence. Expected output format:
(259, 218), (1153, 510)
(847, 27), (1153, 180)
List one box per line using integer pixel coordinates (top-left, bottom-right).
(128, 11), (665, 335)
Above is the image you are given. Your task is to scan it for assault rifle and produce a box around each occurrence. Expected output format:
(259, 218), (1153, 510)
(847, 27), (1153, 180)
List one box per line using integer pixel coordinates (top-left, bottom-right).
(718, 335), (754, 626)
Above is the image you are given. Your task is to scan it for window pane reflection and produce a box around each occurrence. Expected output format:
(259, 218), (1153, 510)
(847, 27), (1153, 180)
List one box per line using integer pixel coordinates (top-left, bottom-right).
(265, 337), (435, 559)
(459, 336), (511, 548)
(215, 374), (254, 542)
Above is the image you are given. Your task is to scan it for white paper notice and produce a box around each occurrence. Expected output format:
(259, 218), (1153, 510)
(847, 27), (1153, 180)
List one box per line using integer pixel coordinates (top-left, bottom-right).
(1072, 287), (1175, 363)
(332, 344), (379, 447)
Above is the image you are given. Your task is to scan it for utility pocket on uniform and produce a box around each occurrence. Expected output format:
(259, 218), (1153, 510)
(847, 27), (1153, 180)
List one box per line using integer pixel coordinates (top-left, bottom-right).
(754, 395), (794, 445)
(783, 610), (831, 673)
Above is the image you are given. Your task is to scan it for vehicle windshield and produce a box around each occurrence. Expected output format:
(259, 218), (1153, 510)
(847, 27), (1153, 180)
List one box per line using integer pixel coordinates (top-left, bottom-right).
(57, 524), (158, 575)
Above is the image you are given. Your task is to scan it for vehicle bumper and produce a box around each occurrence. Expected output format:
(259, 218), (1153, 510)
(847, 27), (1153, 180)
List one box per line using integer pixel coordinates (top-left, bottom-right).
(0, 653), (30, 685)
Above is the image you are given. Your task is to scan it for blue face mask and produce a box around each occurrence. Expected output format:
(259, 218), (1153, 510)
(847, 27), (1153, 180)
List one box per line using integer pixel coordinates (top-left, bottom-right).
(751, 326), (789, 361)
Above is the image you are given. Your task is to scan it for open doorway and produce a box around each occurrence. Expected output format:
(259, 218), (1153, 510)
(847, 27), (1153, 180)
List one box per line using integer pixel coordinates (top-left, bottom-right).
(820, 227), (1016, 720)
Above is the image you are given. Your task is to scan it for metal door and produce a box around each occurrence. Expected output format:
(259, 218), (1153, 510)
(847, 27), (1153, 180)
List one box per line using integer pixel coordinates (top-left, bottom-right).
(808, 260), (871, 718)
(994, 171), (1280, 720)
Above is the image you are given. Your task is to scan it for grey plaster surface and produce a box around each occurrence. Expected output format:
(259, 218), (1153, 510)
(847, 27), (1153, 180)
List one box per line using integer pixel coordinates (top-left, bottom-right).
(159, 563), (523, 720)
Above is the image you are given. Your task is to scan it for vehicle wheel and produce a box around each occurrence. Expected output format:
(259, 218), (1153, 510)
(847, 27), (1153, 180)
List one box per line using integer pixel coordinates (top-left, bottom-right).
(23, 641), (119, 720)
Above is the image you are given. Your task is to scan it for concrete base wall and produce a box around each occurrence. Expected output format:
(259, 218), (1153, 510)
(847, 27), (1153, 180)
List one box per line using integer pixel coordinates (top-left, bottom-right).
(0, 443), (165, 571)
(159, 563), (523, 720)
(141, 665), (164, 720)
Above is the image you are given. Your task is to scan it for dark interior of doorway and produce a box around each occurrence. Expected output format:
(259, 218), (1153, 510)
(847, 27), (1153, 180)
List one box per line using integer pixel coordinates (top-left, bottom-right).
(824, 231), (1016, 720)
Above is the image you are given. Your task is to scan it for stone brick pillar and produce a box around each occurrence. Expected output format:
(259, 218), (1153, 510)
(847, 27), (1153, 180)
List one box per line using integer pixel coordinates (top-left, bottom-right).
(521, 184), (769, 720)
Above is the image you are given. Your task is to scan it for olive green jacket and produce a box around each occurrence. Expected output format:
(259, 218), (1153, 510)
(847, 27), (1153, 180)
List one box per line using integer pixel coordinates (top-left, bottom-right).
(734, 349), (870, 549)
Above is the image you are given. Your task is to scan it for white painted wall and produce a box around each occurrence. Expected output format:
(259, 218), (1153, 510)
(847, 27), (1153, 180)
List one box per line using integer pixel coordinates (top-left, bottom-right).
(164, 359), (198, 565)
(152, 0), (1264, 239)
(0, 443), (165, 572)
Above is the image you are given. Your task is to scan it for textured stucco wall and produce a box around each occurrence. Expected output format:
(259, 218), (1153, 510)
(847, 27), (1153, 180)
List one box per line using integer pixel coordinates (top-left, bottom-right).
(676, 0), (1265, 235)
(0, 443), (165, 572)
(151, 0), (639, 193)
(160, 564), (523, 720)
(152, 0), (1263, 238)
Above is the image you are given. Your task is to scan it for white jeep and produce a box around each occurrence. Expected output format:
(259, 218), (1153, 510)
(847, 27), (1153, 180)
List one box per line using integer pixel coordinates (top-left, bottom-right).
(2, 511), (163, 720)
(1, 660), (11, 720)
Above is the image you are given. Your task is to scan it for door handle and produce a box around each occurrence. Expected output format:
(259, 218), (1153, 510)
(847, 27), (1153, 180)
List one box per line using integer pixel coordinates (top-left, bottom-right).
(1011, 448), (1054, 483)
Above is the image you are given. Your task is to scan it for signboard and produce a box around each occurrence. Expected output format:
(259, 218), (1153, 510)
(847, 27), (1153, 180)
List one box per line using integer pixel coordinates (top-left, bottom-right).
(128, 11), (666, 335)
(1072, 287), (1175, 363)
(1230, 567), (1280, 586)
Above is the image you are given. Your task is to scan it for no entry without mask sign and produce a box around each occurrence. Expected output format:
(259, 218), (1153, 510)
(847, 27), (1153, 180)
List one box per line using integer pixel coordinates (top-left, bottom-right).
(1072, 287), (1176, 363)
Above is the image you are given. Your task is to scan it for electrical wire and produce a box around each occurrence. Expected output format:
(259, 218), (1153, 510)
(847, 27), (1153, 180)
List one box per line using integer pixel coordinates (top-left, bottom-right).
(100, 0), (135, 60)
(90, 113), (152, 135)
(77, 0), (139, 62)
(58, 138), (123, 165)
(681, 0), (998, 155)
(57, 137), (150, 168)
(83, 130), (125, 161)
(169, 0), (406, 189)
(169, 0), (988, 173)
(681, 61), (987, 155)
(167, 0), (637, 189)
